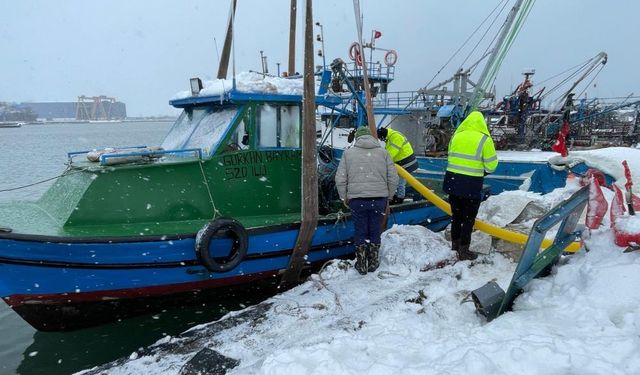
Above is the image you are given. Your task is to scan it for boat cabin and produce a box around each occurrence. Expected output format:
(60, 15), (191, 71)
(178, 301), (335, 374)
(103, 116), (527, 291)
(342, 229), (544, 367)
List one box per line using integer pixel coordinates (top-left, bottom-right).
(0, 91), (344, 237)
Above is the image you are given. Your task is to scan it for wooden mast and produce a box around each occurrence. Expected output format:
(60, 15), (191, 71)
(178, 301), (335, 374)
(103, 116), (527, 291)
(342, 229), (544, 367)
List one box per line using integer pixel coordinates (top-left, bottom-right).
(352, 0), (377, 138)
(288, 0), (297, 76)
(279, 0), (318, 289)
(217, 0), (237, 79)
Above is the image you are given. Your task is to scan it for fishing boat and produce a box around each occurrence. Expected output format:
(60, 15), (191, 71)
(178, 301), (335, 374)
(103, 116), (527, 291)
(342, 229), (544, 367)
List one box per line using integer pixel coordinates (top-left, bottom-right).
(0, 122), (22, 128)
(317, 0), (617, 195)
(0, 75), (453, 331)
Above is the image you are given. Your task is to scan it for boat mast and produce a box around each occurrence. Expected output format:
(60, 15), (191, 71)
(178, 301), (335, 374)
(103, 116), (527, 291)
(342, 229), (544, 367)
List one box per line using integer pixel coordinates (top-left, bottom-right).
(279, 0), (318, 289)
(288, 0), (297, 75)
(217, 0), (237, 79)
(353, 0), (378, 138)
(469, 0), (534, 111)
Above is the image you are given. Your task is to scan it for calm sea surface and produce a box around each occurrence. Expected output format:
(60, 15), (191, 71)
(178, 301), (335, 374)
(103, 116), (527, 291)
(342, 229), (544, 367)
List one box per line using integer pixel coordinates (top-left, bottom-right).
(0, 122), (271, 374)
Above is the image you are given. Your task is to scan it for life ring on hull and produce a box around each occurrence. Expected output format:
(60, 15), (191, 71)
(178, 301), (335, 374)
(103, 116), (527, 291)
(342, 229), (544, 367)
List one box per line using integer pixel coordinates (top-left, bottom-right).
(195, 217), (248, 273)
(384, 49), (398, 66)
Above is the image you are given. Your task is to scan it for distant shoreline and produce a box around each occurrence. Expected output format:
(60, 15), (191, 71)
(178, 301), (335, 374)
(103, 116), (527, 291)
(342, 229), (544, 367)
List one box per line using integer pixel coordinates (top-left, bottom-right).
(0, 118), (177, 126)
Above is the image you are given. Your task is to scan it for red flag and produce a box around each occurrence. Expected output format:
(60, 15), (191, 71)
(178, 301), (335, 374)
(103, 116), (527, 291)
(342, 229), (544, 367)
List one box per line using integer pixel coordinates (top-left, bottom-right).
(551, 119), (570, 157)
(373, 30), (382, 39)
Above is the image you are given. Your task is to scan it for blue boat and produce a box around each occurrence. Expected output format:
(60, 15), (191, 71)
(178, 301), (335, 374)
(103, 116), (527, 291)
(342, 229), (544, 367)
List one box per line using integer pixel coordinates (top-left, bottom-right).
(0, 83), (451, 331)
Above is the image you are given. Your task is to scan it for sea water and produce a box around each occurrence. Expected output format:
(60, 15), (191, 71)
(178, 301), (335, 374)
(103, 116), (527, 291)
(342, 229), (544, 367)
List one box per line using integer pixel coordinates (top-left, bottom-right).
(0, 122), (271, 374)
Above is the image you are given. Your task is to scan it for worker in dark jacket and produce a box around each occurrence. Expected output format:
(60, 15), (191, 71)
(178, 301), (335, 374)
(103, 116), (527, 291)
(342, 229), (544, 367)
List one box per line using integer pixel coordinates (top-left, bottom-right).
(336, 127), (399, 275)
(377, 127), (417, 204)
(442, 111), (498, 261)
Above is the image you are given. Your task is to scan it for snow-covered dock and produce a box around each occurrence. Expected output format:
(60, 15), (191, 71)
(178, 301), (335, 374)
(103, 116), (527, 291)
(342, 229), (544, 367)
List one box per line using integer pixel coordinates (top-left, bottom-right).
(80, 148), (640, 375)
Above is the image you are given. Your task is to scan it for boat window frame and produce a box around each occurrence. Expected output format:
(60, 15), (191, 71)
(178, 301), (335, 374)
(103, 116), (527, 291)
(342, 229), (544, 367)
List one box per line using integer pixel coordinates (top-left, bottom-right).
(255, 102), (302, 151)
(213, 105), (253, 156)
(161, 104), (245, 158)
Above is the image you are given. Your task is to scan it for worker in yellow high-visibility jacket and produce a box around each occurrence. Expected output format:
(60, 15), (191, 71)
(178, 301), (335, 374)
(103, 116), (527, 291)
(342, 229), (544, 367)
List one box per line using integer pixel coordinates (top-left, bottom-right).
(377, 127), (417, 204)
(442, 111), (498, 261)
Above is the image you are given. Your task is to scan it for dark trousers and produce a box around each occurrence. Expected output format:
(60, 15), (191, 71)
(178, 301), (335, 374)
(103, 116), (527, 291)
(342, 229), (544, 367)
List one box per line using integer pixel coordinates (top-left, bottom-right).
(449, 194), (481, 247)
(349, 197), (387, 246)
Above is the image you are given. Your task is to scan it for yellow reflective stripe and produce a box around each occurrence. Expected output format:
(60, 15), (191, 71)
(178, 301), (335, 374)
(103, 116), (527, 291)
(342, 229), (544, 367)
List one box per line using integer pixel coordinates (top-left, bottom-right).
(449, 152), (480, 161)
(476, 135), (488, 159)
(484, 155), (498, 163)
(389, 142), (402, 150)
(447, 165), (485, 175)
(448, 135), (487, 161)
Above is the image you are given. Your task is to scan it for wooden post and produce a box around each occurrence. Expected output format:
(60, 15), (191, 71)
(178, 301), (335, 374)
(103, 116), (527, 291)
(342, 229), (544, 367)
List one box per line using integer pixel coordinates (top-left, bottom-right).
(279, 0), (318, 290)
(352, 0), (377, 138)
(217, 0), (237, 79)
(288, 0), (297, 76)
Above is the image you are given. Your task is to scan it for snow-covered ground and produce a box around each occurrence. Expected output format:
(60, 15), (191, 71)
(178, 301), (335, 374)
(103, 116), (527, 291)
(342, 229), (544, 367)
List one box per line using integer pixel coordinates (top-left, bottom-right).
(80, 148), (640, 375)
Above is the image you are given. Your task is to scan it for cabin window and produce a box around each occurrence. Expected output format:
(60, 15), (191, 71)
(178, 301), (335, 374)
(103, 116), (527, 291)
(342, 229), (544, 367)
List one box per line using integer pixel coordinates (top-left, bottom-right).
(257, 104), (300, 149)
(184, 108), (236, 155)
(161, 106), (237, 155)
(280, 106), (300, 148)
(161, 108), (207, 151)
(221, 114), (250, 153)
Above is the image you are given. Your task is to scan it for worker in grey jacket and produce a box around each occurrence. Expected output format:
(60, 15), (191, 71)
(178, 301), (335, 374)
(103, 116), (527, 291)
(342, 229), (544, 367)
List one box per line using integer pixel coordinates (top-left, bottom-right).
(335, 126), (399, 274)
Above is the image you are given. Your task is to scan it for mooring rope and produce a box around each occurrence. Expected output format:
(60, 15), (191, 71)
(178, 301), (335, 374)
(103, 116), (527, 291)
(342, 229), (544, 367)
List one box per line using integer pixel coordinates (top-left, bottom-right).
(0, 168), (79, 193)
(197, 160), (219, 219)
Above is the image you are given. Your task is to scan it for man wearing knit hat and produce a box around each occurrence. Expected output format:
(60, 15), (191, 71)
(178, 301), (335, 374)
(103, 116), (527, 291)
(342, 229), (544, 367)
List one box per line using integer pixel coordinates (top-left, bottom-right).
(335, 126), (399, 275)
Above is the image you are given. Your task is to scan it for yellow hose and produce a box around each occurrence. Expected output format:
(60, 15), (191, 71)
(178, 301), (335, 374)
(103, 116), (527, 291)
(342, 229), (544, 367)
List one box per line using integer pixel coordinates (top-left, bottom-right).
(396, 165), (581, 253)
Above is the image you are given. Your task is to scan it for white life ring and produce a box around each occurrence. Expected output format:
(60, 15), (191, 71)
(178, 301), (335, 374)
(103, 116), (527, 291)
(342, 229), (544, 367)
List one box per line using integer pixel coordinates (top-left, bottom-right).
(348, 42), (363, 66)
(384, 50), (398, 66)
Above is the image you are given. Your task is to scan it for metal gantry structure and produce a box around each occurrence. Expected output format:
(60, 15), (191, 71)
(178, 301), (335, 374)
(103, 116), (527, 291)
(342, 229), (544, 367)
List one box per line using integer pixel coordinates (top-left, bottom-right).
(75, 95), (120, 121)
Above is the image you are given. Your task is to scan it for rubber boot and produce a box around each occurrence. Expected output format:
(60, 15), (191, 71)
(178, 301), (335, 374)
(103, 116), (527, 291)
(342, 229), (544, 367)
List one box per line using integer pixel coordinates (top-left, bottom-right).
(367, 243), (380, 272)
(458, 243), (478, 261)
(451, 239), (460, 252)
(355, 244), (368, 275)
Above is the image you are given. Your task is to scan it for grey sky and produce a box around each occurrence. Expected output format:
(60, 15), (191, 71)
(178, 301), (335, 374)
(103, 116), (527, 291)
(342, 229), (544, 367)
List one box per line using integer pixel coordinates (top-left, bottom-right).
(1, 1), (638, 116)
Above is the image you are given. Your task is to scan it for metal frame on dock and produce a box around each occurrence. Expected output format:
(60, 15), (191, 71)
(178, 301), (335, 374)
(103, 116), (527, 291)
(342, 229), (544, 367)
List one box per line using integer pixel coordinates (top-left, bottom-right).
(473, 185), (589, 321)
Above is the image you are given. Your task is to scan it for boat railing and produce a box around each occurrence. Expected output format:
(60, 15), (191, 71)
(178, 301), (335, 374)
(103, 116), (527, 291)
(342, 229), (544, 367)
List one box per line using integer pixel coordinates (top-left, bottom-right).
(326, 61), (395, 82)
(372, 91), (440, 110)
(67, 147), (202, 166)
(67, 146), (148, 161)
(99, 148), (202, 166)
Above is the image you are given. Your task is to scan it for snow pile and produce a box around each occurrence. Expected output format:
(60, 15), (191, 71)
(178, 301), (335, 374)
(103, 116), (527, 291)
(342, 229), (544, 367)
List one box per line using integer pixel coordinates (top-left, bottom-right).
(172, 72), (303, 100)
(497, 150), (557, 162)
(572, 148), (640, 189)
(380, 225), (454, 272)
(494, 148), (640, 194)
(615, 216), (640, 234)
(477, 177), (583, 245)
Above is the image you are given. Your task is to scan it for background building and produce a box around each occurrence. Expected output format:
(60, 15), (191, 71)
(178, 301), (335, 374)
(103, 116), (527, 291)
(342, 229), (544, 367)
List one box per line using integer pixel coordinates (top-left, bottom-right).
(16, 96), (127, 121)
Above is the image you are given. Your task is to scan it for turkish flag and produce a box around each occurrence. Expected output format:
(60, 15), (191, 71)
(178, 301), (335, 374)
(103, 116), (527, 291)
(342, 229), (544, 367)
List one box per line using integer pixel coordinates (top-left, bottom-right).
(374, 30), (382, 39)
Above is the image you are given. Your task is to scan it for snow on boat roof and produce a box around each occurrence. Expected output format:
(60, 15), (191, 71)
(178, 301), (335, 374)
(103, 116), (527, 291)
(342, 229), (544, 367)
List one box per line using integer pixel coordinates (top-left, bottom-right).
(171, 71), (303, 101)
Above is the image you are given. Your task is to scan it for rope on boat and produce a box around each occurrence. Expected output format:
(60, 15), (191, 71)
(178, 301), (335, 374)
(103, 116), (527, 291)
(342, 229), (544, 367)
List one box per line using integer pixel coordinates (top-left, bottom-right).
(460, 0), (510, 72)
(382, 0), (517, 130)
(198, 160), (219, 219)
(0, 169), (79, 193)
